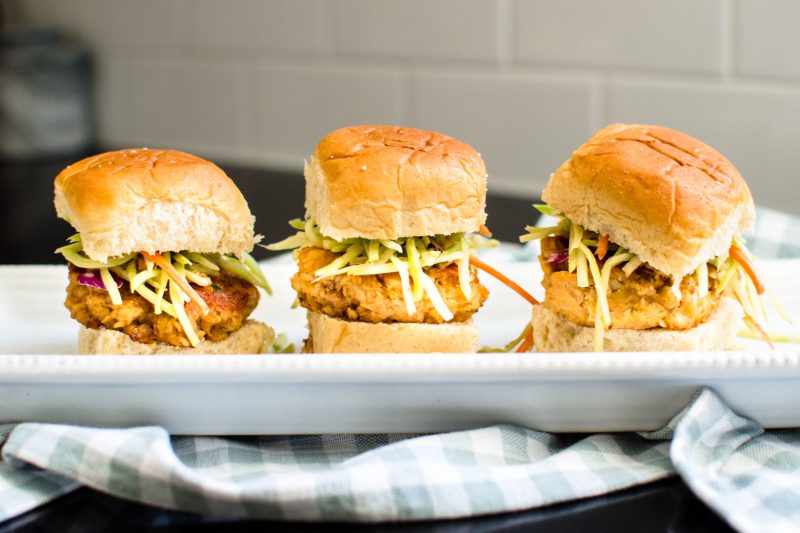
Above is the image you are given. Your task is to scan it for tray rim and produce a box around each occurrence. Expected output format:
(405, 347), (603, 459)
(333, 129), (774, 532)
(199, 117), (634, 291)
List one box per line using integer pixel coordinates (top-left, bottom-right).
(0, 351), (798, 379)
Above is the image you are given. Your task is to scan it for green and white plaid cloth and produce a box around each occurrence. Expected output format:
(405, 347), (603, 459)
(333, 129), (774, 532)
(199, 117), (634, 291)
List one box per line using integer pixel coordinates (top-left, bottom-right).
(0, 207), (797, 531)
(1, 389), (799, 531)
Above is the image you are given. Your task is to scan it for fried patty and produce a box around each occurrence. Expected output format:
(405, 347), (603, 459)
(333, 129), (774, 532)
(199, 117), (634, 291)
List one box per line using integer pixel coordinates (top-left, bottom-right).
(65, 266), (260, 347)
(292, 247), (489, 324)
(539, 236), (719, 330)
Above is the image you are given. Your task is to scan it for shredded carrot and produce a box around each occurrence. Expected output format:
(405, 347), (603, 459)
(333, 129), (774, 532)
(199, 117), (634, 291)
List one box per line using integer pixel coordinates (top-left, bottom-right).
(142, 251), (209, 315)
(468, 256), (537, 353)
(743, 314), (774, 350)
(516, 323), (534, 353)
(596, 234), (609, 261)
(730, 244), (765, 295)
(469, 255), (539, 306)
(479, 224), (493, 238)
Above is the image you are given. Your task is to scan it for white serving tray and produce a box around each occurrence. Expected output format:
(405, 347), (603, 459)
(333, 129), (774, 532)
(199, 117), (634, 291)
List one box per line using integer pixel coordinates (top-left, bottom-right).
(0, 260), (798, 434)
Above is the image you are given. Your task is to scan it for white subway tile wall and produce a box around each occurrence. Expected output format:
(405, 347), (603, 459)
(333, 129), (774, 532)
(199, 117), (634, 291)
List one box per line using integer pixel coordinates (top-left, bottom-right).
(334, 0), (500, 62)
(179, 0), (327, 54)
(255, 64), (406, 163)
(127, 60), (248, 152)
(10, 0), (800, 213)
(411, 71), (595, 195)
(514, 0), (724, 74)
(78, 0), (180, 49)
(92, 52), (132, 143)
(736, 0), (800, 80)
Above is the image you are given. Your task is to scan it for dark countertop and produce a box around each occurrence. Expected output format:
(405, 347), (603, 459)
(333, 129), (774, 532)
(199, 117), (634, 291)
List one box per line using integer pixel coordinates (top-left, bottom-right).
(0, 477), (733, 532)
(0, 151), (732, 531)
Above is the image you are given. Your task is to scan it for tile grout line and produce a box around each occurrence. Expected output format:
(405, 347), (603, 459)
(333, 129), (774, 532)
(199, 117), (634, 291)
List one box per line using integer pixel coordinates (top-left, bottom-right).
(720, 0), (736, 83)
(496, 0), (513, 67)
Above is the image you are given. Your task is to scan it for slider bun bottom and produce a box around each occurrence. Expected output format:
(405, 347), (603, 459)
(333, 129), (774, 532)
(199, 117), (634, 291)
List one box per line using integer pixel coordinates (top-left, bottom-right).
(532, 297), (742, 352)
(305, 311), (478, 353)
(78, 320), (274, 355)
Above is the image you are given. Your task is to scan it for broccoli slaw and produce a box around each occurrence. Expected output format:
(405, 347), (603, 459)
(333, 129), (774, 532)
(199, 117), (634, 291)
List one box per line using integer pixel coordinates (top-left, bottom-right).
(267, 218), (497, 321)
(57, 234), (270, 347)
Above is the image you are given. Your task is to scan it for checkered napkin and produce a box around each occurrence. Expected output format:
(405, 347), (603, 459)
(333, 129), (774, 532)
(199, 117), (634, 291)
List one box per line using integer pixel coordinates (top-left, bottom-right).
(1, 390), (799, 530)
(0, 207), (796, 529)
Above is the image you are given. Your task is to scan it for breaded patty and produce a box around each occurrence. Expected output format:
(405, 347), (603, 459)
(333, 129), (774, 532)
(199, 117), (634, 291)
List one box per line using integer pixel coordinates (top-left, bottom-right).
(539, 237), (719, 330)
(66, 267), (260, 347)
(292, 247), (489, 324)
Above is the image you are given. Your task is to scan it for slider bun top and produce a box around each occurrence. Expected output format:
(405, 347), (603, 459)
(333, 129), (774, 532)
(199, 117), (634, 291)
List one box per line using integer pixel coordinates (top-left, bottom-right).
(305, 125), (487, 241)
(543, 123), (755, 279)
(54, 148), (257, 261)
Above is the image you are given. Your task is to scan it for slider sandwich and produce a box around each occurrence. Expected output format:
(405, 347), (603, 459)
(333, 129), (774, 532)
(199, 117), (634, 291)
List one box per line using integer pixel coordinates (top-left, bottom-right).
(55, 149), (274, 354)
(522, 124), (769, 352)
(268, 125), (501, 353)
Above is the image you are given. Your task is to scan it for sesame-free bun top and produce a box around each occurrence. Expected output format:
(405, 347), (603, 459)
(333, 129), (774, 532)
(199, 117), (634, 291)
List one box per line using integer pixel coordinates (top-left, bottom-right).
(542, 124), (755, 279)
(305, 125), (487, 240)
(54, 149), (258, 262)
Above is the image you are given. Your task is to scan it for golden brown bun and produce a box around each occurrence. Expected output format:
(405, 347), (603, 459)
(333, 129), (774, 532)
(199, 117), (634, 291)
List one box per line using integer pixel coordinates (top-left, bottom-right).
(54, 149), (258, 262)
(305, 125), (487, 240)
(531, 298), (742, 352)
(543, 124), (755, 279)
(77, 320), (275, 355)
(305, 311), (479, 353)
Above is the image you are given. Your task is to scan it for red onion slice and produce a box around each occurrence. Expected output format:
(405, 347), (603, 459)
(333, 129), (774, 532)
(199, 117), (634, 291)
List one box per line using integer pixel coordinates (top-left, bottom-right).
(77, 271), (123, 291)
(545, 250), (569, 265)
